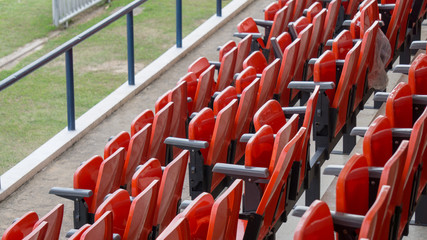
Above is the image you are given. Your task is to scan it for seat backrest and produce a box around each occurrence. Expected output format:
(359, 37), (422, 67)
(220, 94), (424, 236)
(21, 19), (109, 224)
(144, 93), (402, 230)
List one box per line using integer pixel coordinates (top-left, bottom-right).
(188, 108), (215, 160)
(155, 91), (170, 113)
(353, 21), (378, 111)
(218, 40), (237, 61)
(91, 148), (125, 212)
(275, 38), (300, 106)
(213, 86), (238, 115)
(81, 211), (113, 240)
(206, 179), (243, 240)
(208, 100), (238, 191)
(180, 193), (214, 239)
(149, 102), (173, 166)
(193, 65), (215, 113)
(235, 34), (252, 73)
(350, 11), (361, 39)
(122, 124), (151, 186)
(33, 204), (64, 240)
(124, 180), (160, 240)
(386, 82), (413, 128)
(131, 158), (162, 197)
(155, 217), (191, 240)
(2, 211), (39, 240)
(68, 224), (91, 240)
(254, 100), (286, 133)
(167, 81), (188, 139)
(293, 0), (307, 20)
(385, 0), (406, 65)
(74, 155), (103, 212)
(345, 0), (360, 17)
(332, 30), (353, 60)
(256, 128), (306, 239)
(256, 59), (281, 110)
(275, 32), (293, 55)
(332, 41), (361, 137)
(233, 78), (259, 140)
(307, 9), (326, 59)
(266, 6), (287, 49)
(243, 51), (268, 74)
(336, 153), (370, 215)
(284, 0), (296, 26)
(155, 150), (189, 233)
(314, 50), (336, 105)
(359, 185), (391, 240)
(408, 53), (427, 95)
(363, 115), (393, 167)
(130, 109), (154, 136)
(264, 2), (280, 21)
(235, 66), (257, 94)
(280, 6), (292, 33)
(178, 72), (198, 113)
(359, 0), (379, 38)
(95, 189), (131, 238)
(294, 23), (313, 81)
(293, 200), (334, 240)
(104, 131), (130, 159)
(321, 0), (341, 44)
(217, 47), (237, 91)
(306, 2), (322, 22)
(23, 221), (47, 240)
(188, 57), (210, 78)
(237, 17), (260, 34)
(245, 125), (275, 169)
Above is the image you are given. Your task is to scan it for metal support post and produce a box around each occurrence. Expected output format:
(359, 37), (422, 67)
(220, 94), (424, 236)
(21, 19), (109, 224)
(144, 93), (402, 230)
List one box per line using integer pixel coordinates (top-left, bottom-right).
(176, 0), (182, 48)
(65, 49), (76, 131)
(127, 11), (135, 85)
(217, 0), (222, 17)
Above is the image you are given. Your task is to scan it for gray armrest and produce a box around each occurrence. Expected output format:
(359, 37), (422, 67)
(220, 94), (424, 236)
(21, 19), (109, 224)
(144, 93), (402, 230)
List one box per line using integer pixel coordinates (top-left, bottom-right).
(303, 9), (308, 16)
(209, 61), (221, 70)
(308, 58), (318, 65)
(113, 233), (121, 240)
(254, 19), (274, 28)
(292, 206), (364, 229)
(49, 187), (92, 201)
(342, 20), (352, 27)
(378, 4), (395, 11)
(240, 134), (254, 143)
(271, 37), (283, 59)
(410, 41), (427, 50)
(288, 81), (335, 90)
(288, 23), (298, 40)
(282, 106), (306, 116)
(325, 40), (333, 47)
(212, 91), (221, 99)
(179, 200), (192, 211)
(66, 229), (78, 238)
(187, 97), (193, 103)
(369, 167), (384, 179)
(336, 59), (345, 67)
(392, 128), (412, 138)
(256, 74), (262, 78)
(373, 92), (389, 103)
(350, 127), (367, 136)
(413, 95), (427, 105)
(213, 163), (269, 180)
(233, 32), (263, 40)
(393, 65), (410, 74)
(323, 165), (344, 176)
(164, 137), (209, 151)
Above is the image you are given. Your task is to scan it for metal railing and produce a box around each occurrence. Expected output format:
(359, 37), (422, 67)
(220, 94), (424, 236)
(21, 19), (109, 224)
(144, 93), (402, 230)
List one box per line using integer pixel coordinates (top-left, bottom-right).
(52, 0), (108, 27)
(0, 0), (224, 131)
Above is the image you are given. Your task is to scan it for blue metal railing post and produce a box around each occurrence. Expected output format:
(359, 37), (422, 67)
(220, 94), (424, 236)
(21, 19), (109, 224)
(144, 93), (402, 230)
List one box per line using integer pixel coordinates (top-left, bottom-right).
(127, 11), (135, 85)
(176, 0), (182, 48)
(217, 0), (222, 17)
(65, 49), (76, 131)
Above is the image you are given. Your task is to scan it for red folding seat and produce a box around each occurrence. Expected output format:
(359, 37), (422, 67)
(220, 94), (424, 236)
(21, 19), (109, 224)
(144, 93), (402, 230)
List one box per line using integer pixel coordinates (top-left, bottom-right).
(321, 0), (341, 45)
(155, 218), (190, 240)
(68, 225), (91, 240)
(363, 115), (393, 167)
(243, 51), (268, 74)
(50, 148), (125, 229)
(293, 0), (307, 21)
(331, 30), (354, 60)
(177, 72), (197, 114)
(306, 8), (326, 60)
(79, 211), (114, 240)
(132, 151), (189, 236)
(235, 66), (257, 94)
(234, 35), (253, 74)
(385, 82), (413, 128)
(104, 131), (130, 158)
(254, 100), (287, 133)
(289, 17), (312, 81)
(408, 53), (427, 95)
(293, 200), (334, 240)
(2, 204), (64, 240)
(304, 2), (322, 22)
(130, 109), (153, 136)
(94, 180), (159, 240)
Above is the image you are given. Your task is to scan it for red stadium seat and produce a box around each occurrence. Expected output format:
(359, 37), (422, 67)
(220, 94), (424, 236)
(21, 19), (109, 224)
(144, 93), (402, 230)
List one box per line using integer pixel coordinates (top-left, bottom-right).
(293, 200), (334, 240)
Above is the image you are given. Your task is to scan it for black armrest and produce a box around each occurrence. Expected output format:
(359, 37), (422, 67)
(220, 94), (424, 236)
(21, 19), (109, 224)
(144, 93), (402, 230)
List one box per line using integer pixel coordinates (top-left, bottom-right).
(254, 19), (274, 28)
(209, 61), (221, 70)
(378, 4), (395, 11)
(350, 127), (367, 136)
(49, 187), (92, 201)
(410, 41), (427, 50)
(288, 81), (335, 90)
(164, 137), (209, 151)
(393, 65), (410, 74)
(213, 163), (269, 180)
(292, 206), (364, 229)
(271, 37), (283, 59)
(413, 95), (427, 105)
(282, 106), (306, 117)
(323, 165), (344, 176)
(373, 92), (389, 103)
(233, 32), (263, 40)
(288, 22), (298, 40)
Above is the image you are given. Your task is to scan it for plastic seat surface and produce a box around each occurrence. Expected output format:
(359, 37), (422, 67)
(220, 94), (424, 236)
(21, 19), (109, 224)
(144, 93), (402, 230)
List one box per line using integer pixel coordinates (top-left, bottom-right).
(167, 81), (188, 139)
(131, 158), (162, 197)
(180, 193), (214, 239)
(235, 34), (252, 73)
(332, 30), (353, 60)
(293, 200), (334, 240)
(275, 32), (293, 55)
(149, 102), (173, 166)
(68, 224), (91, 240)
(243, 51), (268, 74)
(207, 179), (243, 240)
(213, 86), (238, 115)
(321, 0), (341, 44)
(409, 53), (427, 95)
(265, 6), (287, 53)
(359, 185), (391, 240)
(336, 154), (370, 215)
(193, 65), (215, 113)
(188, 108), (215, 160)
(294, 23), (312, 81)
(219, 41), (237, 61)
(256, 59), (280, 110)
(217, 47), (237, 91)
(305, 2), (322, 22)
(359, 0), (379, 38)
(264, 2), (280, 21)
(188, 57), (210, 78)
(22, 222), (47, 240)
(386, 82), (413, 128)
(307, 9), (326, 60)
(104, 131), (130, 159)
(81, 211), (113, 240)
(253, 100), (287, 133)
(235, 66), (257, 94)
(178, 72), (197, 113)
(156, 217), (191, 240)
(314, 51), (336, 104)
(154, 150), (189, 233)
(275, 39), (300, 106)
(293, 0), (307, 21)
(33, 204), (64, 240)
(332, 41), (361, 136)
(284, 0), (296, 29)
(2, 211), (39, 240)
(130, 109), (154, 136)
(245, 125), (275, 169)
(363, 116), (393, 167)
(270, 114), (299, 171)
(385, 0), (406, 65)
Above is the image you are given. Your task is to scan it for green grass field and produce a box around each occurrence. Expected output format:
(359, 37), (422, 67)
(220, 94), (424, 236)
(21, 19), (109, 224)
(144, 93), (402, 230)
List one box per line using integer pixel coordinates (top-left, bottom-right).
(0, 0), (230, 174)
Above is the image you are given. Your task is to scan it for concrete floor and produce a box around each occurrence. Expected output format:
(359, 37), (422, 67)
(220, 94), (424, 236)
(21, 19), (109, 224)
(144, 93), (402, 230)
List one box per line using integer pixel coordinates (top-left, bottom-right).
(1, 0), (427, 239)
